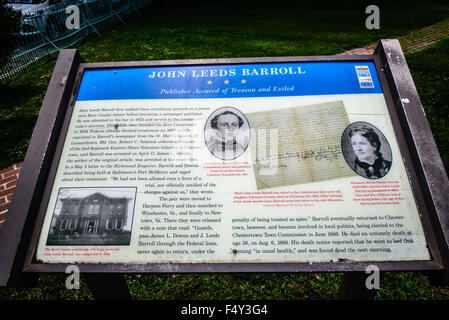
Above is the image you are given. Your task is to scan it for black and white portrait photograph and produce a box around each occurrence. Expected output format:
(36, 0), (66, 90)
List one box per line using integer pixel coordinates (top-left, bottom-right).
(46, 187), (136, 246)
(341, 122), (392, 179)
(204, 107), (250, 160)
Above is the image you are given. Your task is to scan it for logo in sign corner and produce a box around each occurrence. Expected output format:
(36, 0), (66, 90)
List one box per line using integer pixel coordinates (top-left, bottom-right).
(355, 66), (374, 88)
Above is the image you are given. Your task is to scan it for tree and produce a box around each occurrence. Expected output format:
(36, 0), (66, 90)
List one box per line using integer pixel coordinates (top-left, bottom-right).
(0, 1), (22, 70)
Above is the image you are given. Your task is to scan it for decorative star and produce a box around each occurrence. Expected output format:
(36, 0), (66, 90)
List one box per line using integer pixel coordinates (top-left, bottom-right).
(241, 79), (246, 84)
(224, 80), (229, 84)
(207, 80), (212, 85)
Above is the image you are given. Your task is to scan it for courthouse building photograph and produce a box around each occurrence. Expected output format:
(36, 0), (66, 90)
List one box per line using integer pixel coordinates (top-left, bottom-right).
(46, 188), (136, 245)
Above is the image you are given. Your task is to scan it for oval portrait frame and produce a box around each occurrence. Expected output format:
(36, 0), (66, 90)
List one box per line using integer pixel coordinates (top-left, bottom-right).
(204, 106), (251, 161)
(341, 121), (393, 179)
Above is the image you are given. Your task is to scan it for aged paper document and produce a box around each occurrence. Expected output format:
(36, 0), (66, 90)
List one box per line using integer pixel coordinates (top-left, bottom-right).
(246, 101), (356, 190)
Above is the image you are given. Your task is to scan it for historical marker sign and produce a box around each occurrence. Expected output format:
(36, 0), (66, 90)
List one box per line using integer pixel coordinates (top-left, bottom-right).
(1, 40), (448, 281)
(34, 58), (432, 265)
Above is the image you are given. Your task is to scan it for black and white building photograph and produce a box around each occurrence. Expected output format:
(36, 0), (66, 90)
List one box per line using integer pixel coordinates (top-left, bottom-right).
(341, 121), (392, 179)
(46, 187), (136, 245)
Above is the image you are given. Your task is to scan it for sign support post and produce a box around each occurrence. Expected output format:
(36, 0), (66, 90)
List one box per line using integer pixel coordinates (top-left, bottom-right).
(337, 272), (382, 300)
(83, 273), (131, 300)
(375, 39), (449, 285)
(0, 49), (82, 287)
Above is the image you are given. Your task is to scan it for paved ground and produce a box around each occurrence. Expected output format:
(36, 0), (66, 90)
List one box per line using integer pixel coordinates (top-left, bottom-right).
(1, 17), (448, 231)
(338, 17), (449, 55)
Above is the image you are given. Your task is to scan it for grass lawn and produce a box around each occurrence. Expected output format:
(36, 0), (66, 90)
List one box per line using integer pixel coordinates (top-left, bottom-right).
(1, 0), (449, 300)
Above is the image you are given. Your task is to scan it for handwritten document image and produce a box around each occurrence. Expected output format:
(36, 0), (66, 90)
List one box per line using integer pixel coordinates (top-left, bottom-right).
(246, 101), (356, 190)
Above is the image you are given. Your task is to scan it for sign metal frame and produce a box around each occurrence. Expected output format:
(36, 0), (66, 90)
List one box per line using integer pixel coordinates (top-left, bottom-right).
(1, 40), (448, 285)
